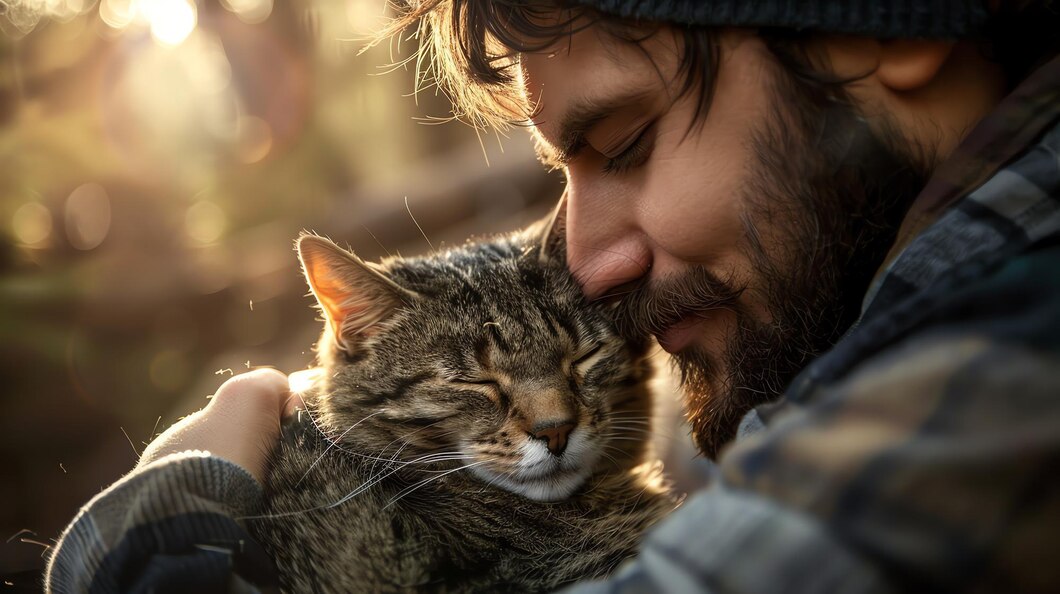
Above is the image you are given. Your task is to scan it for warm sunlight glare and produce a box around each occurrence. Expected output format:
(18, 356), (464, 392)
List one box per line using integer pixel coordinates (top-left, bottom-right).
(289, 368), (324, 395)
(345, 0), (386, 36)
(141, 0), (197, 46)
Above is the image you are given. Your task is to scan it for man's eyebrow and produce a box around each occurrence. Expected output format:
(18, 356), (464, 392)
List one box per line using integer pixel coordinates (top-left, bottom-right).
(535, 88), (655, 168)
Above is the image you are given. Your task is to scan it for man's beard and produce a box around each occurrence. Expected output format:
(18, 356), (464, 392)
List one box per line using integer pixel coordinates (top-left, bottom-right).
(614, 64), (931, 459)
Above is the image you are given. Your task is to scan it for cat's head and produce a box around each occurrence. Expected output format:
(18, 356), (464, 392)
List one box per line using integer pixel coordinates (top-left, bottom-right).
(296, 219), (651, 502)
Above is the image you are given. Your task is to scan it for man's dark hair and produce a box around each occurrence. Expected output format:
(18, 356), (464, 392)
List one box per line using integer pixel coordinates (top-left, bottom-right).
(384, 0), (1058, 131)
(384, 1), (720, 130)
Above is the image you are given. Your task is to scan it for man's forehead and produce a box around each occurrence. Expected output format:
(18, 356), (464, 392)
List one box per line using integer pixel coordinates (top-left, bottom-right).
(519, 44), (663, 166)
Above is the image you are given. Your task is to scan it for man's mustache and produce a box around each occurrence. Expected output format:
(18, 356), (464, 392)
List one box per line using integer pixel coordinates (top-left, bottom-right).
(607, 266), (745, 342)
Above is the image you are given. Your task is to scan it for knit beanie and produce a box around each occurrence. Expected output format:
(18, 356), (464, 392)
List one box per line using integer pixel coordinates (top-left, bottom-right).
(570, 0), (991, 38)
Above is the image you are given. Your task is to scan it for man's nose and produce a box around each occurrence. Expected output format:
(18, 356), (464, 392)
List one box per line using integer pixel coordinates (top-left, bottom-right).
(564, 190), (652, 301)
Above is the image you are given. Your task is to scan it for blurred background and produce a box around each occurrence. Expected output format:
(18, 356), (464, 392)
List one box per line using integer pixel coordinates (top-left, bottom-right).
(0, 0), (566, 584)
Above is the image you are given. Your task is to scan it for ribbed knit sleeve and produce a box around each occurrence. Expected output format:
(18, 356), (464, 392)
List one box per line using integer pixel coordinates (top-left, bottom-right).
(45, 451), (279, 594)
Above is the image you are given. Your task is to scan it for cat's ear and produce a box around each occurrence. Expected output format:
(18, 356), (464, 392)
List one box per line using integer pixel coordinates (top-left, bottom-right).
(535, 191), (567, 264)
(296, 234), (418, 353)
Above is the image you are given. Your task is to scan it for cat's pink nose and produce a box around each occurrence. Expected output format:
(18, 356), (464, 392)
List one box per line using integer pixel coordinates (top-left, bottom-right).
(532, 421), (575, 456)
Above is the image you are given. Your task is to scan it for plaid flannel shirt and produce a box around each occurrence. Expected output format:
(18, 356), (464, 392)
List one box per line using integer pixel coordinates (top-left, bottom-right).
(46, 55), (1060, 593)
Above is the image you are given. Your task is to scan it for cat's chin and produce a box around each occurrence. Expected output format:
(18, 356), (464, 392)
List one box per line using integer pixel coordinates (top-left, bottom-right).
(463, 432), (602, 501)
(469, 466), (591, 502)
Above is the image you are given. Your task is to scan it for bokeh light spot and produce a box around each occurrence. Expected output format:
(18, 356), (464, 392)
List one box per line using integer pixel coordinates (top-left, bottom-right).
(235, 115), (273, 164)
(142, 0), (196, 46)
(60, 0), (89, 20)
(99, 0), (138, 29)
(345, 0), (386, 36)
(220, 0), (273, 24)
(12, 202), (53, 245)
(65, 183), (112, 250)
(185, 200), (227, 244)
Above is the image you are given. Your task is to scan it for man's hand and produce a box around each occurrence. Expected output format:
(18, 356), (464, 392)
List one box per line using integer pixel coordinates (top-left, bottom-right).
(136, 368), (306, 483)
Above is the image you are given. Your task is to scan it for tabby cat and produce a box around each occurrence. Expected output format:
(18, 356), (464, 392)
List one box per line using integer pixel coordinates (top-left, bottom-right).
(249, 216), (675, 593)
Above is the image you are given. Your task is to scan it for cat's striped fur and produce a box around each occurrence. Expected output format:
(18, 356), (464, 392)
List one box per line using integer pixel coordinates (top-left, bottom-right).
(249, 221), (675, 593)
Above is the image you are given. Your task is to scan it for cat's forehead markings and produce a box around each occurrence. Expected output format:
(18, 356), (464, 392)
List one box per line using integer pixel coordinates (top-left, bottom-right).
(491, 369), (514, 386)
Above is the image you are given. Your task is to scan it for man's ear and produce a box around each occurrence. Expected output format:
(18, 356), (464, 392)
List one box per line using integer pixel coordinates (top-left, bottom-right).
(877, 39), (955, 91)
(296, 234), (419, 354)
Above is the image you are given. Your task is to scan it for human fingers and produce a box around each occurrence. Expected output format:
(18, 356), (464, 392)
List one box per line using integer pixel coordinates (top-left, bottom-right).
(137, 368), (291, 483)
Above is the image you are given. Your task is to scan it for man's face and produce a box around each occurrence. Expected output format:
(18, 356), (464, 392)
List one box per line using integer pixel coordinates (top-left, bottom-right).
(521, 27), (926, 457)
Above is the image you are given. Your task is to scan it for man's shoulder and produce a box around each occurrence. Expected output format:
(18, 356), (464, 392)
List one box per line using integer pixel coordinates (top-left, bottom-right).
(850, 233), (1058, 377)
(766, 234), (1060, 422)
(854, 235), (1060, 389)
(911, 234), (1060, 352)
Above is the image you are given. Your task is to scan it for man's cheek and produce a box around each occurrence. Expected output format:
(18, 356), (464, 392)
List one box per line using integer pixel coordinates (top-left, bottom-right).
(640, 158), (746, 258)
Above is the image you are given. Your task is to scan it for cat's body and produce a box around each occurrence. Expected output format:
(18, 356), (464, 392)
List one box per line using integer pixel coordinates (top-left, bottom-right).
(258, 417), (670, 593)
(249, 226), (674, 593)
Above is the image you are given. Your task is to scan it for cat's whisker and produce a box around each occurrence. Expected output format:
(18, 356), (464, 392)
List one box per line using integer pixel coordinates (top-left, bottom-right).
(407, 453), (468, 467)
(384, 425), (464, 466)
(375, 421), (448, 461)
(595, 448), (620, 468)
(606, 423), (685, 442)
(361, 424), (453, 480)
(608, 425), (669, 435)
(371, 438), (411, 481)
(606, 424), (652, 432)
(296, 410), (388, 487)
(473, 470), (506, 494)
(383, 460), (490, 509)
(361, 449), (465, 486)
(414, 460), (476, 473)
(599, 444), (639, 461)
(353, 446), (466, 491)
(332, 449), (464, 509)
(296, 401), (379, 462)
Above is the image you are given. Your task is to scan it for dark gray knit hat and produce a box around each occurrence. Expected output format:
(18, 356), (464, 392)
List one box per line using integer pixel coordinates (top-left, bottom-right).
(570, 0), (990, 38)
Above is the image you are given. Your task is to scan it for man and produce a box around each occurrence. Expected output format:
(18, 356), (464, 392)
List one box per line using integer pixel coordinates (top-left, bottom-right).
(47, 1), (1060, 592)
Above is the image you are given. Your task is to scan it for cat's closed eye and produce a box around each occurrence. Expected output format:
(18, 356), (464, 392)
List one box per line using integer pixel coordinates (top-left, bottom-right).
(446, 375), (504, 403)
(448, 376), (498, 387)
(571, 343), (606, 378)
